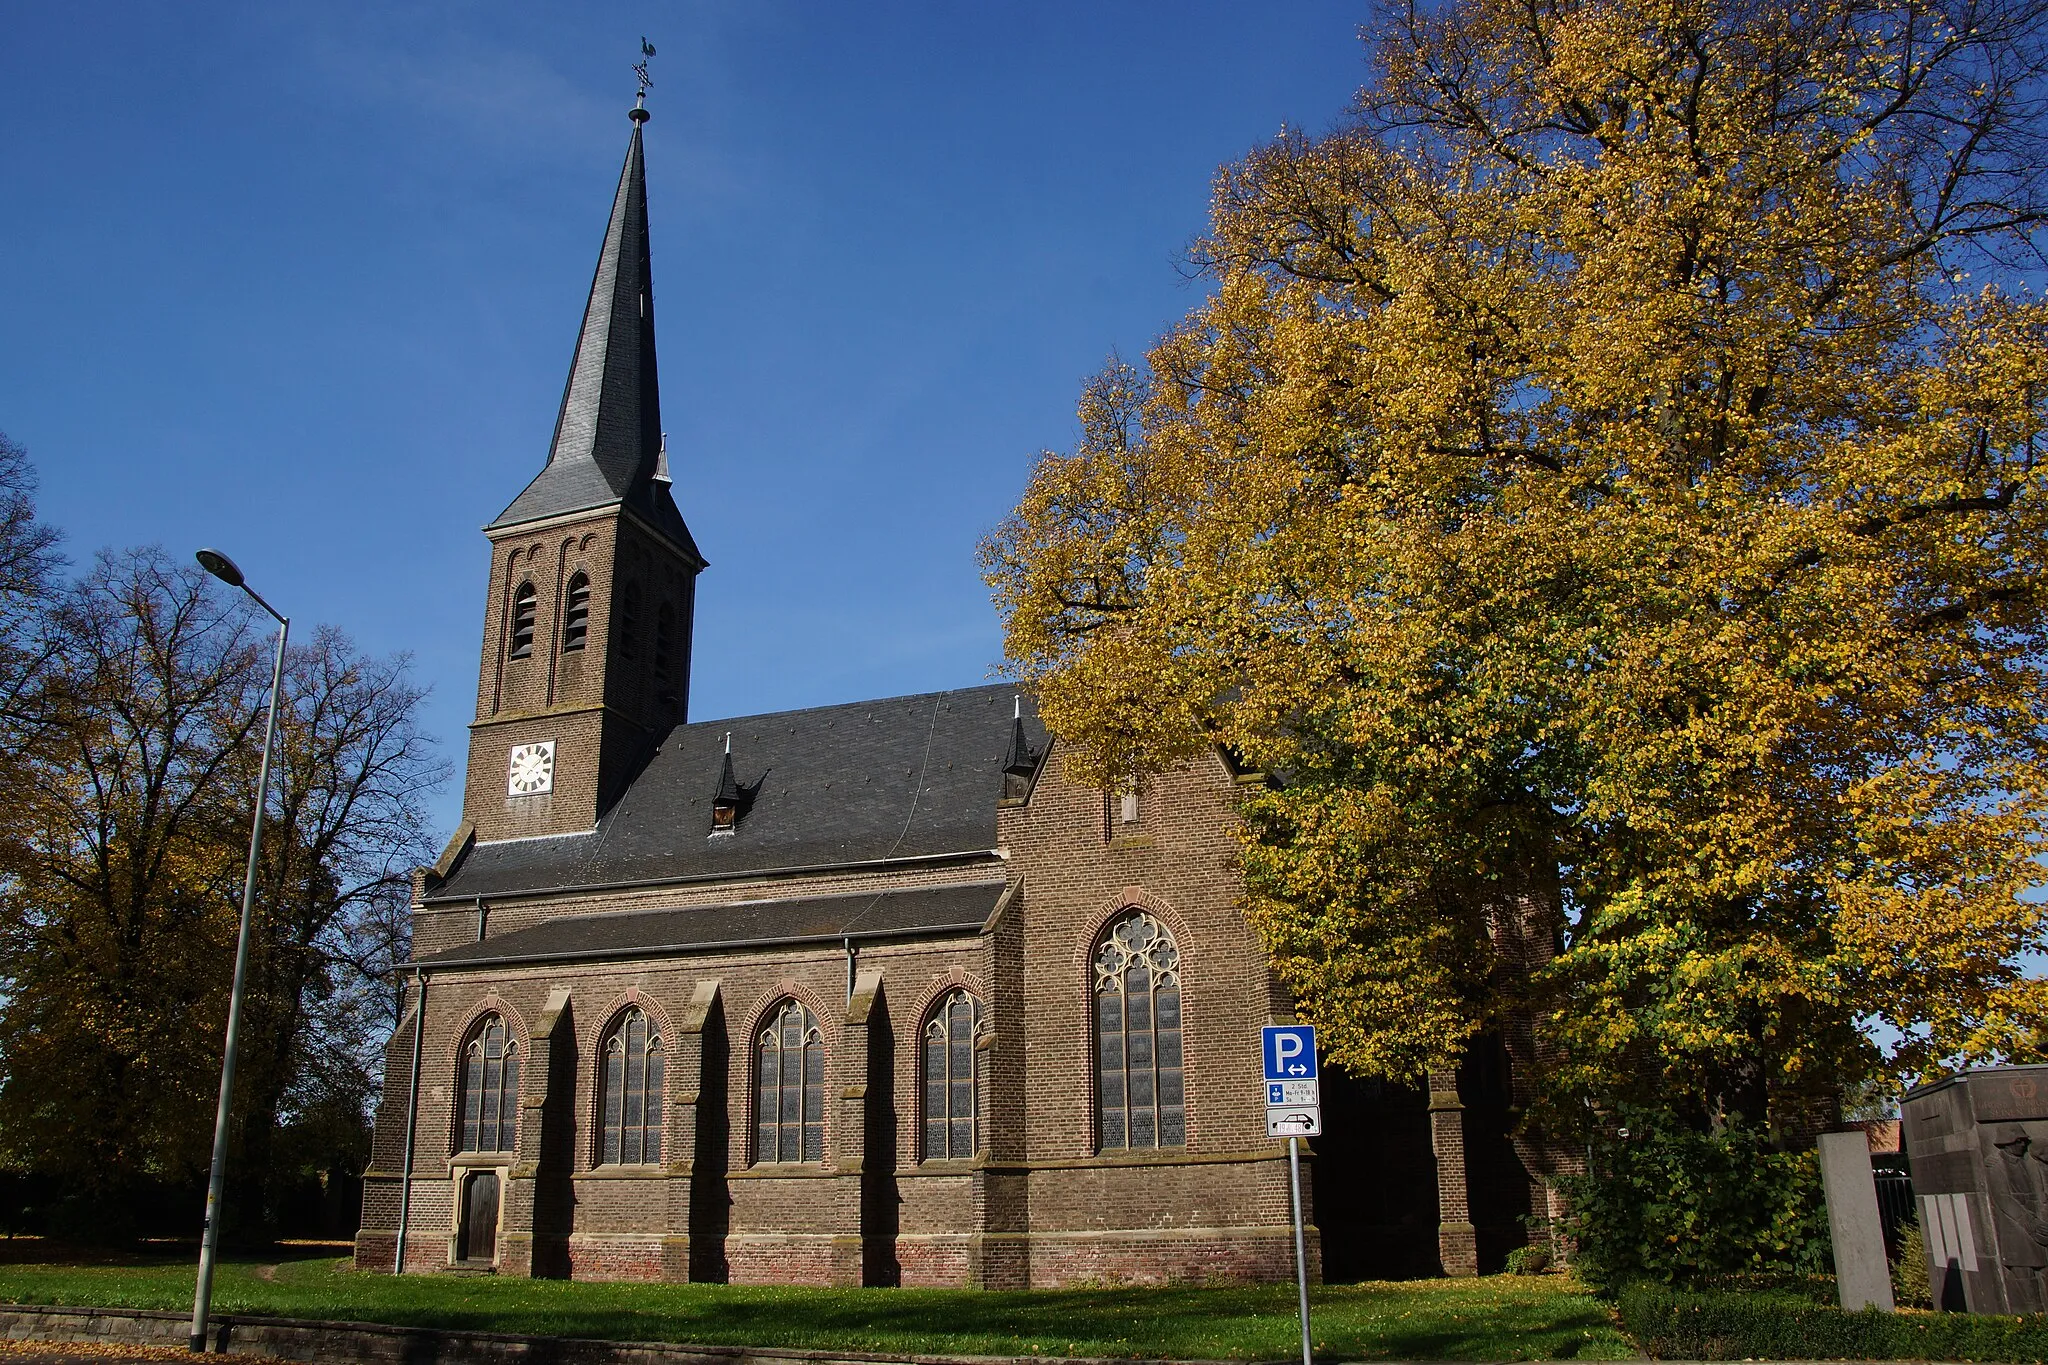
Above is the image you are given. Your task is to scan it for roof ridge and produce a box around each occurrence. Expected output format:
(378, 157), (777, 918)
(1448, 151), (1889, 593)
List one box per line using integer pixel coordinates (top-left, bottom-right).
(687, 681), (1025, 731)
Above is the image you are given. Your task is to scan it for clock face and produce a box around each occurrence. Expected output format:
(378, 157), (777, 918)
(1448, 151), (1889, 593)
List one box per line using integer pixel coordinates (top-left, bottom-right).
(507, 741), (555, 796)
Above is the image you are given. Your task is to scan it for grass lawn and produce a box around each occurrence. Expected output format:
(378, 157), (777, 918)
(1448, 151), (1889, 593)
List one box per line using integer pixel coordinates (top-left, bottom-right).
(0, 1246), (1634, 1361)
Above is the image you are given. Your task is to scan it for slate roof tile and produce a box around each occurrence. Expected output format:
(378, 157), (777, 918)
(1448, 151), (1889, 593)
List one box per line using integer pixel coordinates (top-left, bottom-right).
(416, 880), (1006, 970)
(429, 683), (1045, 902)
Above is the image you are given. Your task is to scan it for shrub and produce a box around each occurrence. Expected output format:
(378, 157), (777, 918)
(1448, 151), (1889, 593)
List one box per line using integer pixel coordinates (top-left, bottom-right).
(1617, 1282), (2048, 1361)
(1505, 1244), (1553, 1275)
(1892, 1216), (1932, 1309)
(1555, 1106), (1829, 1289)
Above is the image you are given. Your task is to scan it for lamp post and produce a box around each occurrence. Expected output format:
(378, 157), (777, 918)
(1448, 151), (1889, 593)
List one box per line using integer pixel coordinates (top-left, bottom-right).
(188, 548), (288, 1354)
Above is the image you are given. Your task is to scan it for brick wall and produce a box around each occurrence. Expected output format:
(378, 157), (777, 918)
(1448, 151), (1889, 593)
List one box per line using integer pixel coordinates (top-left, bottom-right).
(368, 737), (1341, 1288)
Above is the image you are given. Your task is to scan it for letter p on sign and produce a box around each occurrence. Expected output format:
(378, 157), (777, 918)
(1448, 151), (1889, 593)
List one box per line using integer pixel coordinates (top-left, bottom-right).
(1262, 1025), (1318, 1082)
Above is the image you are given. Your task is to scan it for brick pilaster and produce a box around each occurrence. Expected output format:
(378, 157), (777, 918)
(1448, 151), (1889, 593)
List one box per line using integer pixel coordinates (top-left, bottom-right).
(498, 987), (567, 1278)
(834, 970), (882, 1286)
(665, 979), (722, 1281)
(1429, 1067), (1478, 1276)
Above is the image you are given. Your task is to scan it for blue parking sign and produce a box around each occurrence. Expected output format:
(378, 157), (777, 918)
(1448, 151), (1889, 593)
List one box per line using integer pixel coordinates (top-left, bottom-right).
(1262, 1024), (1317, 1081)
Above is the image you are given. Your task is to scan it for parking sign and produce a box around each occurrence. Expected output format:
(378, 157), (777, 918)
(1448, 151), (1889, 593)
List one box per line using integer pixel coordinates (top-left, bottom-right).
(1260, 1025), (1320, 1136)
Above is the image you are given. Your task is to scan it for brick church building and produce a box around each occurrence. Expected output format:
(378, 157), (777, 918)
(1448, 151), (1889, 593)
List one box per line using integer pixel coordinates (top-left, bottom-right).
(354, 101), (1545, 1287)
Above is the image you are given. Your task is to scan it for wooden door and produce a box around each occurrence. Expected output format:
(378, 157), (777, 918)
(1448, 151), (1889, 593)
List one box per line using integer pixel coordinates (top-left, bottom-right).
(460, 1170), (499, 1263)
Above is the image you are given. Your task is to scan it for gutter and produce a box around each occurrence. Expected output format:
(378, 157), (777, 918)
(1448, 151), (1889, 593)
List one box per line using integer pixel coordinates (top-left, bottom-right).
(420, 846), (1003, 907)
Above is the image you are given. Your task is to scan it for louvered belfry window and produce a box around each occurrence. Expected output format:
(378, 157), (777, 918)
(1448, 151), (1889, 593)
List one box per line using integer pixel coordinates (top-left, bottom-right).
(1094, 910), (1185, 1149)
(459, 1014), (519, 1153)
(509, 583), (537, 658)
(562, 573), (591, 651)
(922, 991), (983, 1159)
(755, 1000), (825, 1162)
(600, 1007), (663, 1164)
(655, 602), (675, 680)
(617, 582), (640, 659)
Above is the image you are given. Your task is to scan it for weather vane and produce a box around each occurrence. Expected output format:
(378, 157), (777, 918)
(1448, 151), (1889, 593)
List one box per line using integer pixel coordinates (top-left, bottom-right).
(634, 37), (656, 106)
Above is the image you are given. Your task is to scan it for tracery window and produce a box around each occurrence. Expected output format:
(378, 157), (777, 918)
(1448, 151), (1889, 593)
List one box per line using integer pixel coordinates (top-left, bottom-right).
(617, 582), (640, 659)
(599, 1007), (663, 1164)
(458, 1014), (519, 1153)
(509, 583), (537, 658)
(1093, 910), (1184, 1149)
(755, 1000), (824, 1163)
(922, 990), (983, 1159)
(562, 573), (591, 651)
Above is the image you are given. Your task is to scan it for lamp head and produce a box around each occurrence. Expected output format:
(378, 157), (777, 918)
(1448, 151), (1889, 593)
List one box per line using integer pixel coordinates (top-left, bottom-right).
(194, 549), (245, 588)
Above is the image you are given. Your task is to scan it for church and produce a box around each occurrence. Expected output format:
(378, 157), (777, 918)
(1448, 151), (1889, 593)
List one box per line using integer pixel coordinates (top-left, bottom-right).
(354, 99), (1545, 1288)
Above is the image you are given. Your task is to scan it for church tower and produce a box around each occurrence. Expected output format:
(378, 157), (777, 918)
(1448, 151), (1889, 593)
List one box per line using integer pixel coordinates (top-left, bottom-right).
(463, 101), (703, 843)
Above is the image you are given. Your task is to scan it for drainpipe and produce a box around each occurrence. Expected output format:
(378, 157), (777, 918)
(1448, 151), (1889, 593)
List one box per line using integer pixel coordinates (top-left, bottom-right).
(393, 969), (427, 1275)
(475, 896), (488, 943)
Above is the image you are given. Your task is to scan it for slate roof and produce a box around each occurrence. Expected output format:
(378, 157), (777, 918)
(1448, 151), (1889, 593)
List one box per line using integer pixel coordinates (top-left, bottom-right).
(490, 116), (701, 562)
(416, 880), (1007, 970)
(427, 684), (1046, 903)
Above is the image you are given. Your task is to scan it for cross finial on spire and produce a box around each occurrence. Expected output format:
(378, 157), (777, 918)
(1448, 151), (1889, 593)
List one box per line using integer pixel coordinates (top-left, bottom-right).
(632, 38), (655, 122)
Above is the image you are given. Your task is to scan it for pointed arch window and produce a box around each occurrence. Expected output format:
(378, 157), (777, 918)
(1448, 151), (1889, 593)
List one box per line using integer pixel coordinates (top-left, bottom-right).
(755, 1000), (824, 1163)
(509, 583), (537, 658)
(617, 582), (641, 659)
(562, 573), (591, 652)
(922, 991), (983, 1160)
(458, 1014), (519, 1153)
(1093, 910), (1184, 1150)
(599, 1007), (663, 1164)
(655, 602), (676, 681)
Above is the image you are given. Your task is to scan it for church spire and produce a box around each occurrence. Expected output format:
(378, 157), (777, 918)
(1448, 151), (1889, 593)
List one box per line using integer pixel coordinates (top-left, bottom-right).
(490, 99), (699, 562)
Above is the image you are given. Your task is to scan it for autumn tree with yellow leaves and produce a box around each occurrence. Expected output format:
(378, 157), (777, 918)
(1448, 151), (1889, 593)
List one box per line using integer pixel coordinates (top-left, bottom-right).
(984, 0), (2048, 1139)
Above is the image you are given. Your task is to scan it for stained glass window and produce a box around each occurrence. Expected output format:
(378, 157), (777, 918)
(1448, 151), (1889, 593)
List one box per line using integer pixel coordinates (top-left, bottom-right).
(922, 991), (983, 1159)
(600, 1007), (663, 1164)
(1094, 910), (1185, 1149)
(458, 1014), (519, 1153)
(755, 1000), (825, 1163)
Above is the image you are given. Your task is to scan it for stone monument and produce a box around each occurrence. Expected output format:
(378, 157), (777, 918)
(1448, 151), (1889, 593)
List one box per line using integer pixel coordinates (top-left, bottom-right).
(1901, 1065), (2048, 1313)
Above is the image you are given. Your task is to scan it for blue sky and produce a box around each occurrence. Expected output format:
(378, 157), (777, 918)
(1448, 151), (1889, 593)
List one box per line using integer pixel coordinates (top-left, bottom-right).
(0, 2), (1370, 837)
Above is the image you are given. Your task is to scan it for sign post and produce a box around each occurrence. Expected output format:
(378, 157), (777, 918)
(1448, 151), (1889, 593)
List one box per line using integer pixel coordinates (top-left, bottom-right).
(1263, 1025), (1318, 1365)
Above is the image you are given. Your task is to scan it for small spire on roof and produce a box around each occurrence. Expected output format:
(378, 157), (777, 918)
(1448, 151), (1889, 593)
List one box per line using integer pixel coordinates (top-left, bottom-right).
(655, 432), (671, 486)
(711, 733), (743, 833)
(1002, 698), (1037, 778)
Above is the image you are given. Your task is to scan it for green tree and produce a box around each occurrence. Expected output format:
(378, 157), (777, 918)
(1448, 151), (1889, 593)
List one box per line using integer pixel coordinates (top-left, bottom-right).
(982, 0), (2048, 1143)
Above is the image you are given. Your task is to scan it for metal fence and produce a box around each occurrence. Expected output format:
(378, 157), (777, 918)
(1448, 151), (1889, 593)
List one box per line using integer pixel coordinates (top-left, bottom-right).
(1873, 1165), (1915, 1260)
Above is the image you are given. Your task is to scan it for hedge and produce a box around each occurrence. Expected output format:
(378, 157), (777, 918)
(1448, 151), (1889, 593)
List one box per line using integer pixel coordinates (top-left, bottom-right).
(1617, 1282), (2048, 1360)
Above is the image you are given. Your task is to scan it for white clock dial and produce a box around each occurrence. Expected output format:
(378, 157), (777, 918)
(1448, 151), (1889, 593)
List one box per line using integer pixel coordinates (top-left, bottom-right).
(507, 741), (556, 796)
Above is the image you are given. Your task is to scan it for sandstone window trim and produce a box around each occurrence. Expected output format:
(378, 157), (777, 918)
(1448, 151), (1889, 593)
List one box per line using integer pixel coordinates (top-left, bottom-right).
(1093, 909), (1186, 1151)
(921, 990), (985, 1161)
(509, 582), (538, 659)
(562, 572), (591, 652)
(598, 1006), (664, 1165)
(456, 1013), (520, 1154)
(754, 999), (825, 1164)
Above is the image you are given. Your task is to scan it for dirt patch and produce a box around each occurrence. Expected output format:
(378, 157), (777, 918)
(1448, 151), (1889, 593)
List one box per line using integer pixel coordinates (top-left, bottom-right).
(0, 1342), (268, 1364)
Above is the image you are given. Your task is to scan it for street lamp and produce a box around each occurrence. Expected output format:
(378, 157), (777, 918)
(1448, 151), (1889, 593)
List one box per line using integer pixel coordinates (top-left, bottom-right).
(188, 549), (288, 1354)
